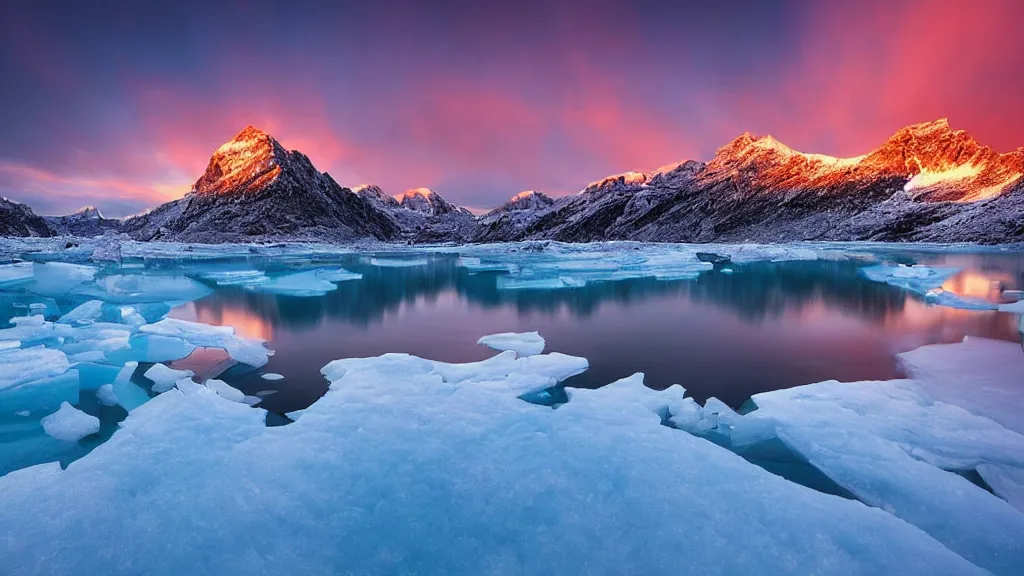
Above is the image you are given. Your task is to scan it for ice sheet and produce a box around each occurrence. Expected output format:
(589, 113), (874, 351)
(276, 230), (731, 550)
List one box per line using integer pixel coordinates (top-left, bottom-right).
(0, 343), (987, 576)
(71, 274), (213, 304)
(138, 318), (271, 367)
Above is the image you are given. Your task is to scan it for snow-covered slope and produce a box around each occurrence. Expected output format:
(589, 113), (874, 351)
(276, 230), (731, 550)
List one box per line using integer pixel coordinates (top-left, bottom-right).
(489, 119), (1024, 244)
(121, 127), (400, 243)
(353, 185), (479, 243)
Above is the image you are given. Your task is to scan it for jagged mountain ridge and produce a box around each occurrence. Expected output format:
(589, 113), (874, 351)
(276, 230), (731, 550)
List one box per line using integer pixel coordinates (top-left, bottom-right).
(493, 119), (1024, 244)
(122, 127), (400, 243)
(4, 119), (1021, 243)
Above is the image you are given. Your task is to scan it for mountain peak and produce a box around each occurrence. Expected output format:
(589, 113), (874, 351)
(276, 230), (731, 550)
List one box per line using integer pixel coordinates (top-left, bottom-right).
(194, 126), (287, 196)
(396, 188), (460, 216)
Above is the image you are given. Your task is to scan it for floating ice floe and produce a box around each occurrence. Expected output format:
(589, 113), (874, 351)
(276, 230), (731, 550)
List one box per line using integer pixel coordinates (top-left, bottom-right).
(668, 336), (1024, 576)
(71, 274), (213, 304)
(204, 378), (245, 403)
(138, 318), (271, 368)
(999, 299), (1024, 314)
(860, 264), (1001, 310)
(366, 256), (429, 267)
(0, 340), (990, 576)
(199, 269), (270, 286)
(477, 331), (545, 357)
(95, 384), (118, 406)
(246, 268), (361, 297)
(111, 362), (148, 411)
(260, 373), (284, 381)
(40, 402), (99, 442)
(0, 346), (78, 414)
(27, 262), (97, 297)
(143, 363), (195, 394)
(57, 300), (105, 325)
(0, 262), (35, 287)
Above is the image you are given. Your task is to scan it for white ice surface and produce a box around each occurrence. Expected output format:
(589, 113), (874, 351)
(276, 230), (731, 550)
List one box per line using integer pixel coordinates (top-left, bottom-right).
(95, 384), (118, 406)
(40, 402), (99, 442)
(204, 378), (245, 403)
(477, 331), (545, 356)
(57, 300), (104, 325)
(200, 269), (270, 286)
(138, 318), (271, 367)
(0, 346), (989, 576)
(144, 363), (195, 394)
(0, 262), (35, 287)
(260, 373), (283, 381)
(244, 269), (354, 297)
(675, 337), (1024, 575)
(1000, 300), (1024, 313)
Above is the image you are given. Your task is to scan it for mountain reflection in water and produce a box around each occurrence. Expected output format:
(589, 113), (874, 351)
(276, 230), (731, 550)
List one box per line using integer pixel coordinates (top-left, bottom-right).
(172, 252), (1023, 415)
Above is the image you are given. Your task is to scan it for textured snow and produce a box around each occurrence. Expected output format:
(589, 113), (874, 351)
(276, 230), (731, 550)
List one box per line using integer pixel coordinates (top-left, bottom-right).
(0, 343), (989, 576)
(139, 318), (271, 367)
(144, 363), (195, 394)
(0, 346), (71, 391)
(477, 331), (545, 357)
(40, 401), (99, 442)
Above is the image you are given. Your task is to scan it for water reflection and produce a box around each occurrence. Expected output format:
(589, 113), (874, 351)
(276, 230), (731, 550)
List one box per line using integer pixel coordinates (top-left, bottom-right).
(181, 253), (1022, 414)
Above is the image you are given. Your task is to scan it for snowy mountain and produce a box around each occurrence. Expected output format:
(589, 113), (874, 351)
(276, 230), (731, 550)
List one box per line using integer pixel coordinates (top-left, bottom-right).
(489, 119), (1024, 244)
(0, 197), (56, 237)
(353, 185), (479, 243)
(475, 191), (556, 242)
(122, 126), (400, 243)
(45, 206), (122, 237)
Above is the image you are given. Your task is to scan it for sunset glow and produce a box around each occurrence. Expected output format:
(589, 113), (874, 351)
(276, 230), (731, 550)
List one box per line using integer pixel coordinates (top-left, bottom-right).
(1, 0), (1022, 215)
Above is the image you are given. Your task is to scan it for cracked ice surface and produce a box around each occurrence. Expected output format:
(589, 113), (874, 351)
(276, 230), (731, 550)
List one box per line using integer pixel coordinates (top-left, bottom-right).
(669, 337), (1024, 576)
(0, 343), (989, 576)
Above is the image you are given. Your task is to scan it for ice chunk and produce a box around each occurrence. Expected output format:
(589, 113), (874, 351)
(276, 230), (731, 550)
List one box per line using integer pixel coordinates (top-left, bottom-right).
(71, 274), (212, 304)
(28, 262), (97, 297)
(174, 377), (205, 396)
(246, 270), (339, 297)
(241, 395), (262, 406)
(0, 262), (34, 287)
(367, 256), (429, 267)
(111, 362), (149, 411)
(477, 331), (545, 357)
(860, 264), (960, 295)
(312, 267), (362, 282)
(999, 299), (1024, 313)
(41, 402), (100, 442)
(139, 318), (271, 367)
(715, 368), (1024, 576)
(0, 340), (19, 351)
(899, 337), (1024, 435)
(205, 379), (245, 403)
(95, 384), (118, 406)
(0, 346), (71, 391)
(0, 343), (993, 576)
(144, 363), (195, 394)
(74, 361), (122, 390)
(1002, 289), (1024, 301)
(57, 300), (105, 325)
(200, 269), (270, 286)
(285, 408), (305, 421)
(260, 372), (284, 381)
(14, 410), (29, 417)
(104, 334), (197, 365)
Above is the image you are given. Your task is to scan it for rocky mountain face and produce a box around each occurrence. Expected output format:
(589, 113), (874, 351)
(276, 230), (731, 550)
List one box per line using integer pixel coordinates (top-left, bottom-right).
(45, 206), (122, 237)
(0, 197), (56, 237)
(474, 191), (556, 242)
(356, 185), (479, 243)
(494, 119), (1024, 244)
(122, 127), (400, 243)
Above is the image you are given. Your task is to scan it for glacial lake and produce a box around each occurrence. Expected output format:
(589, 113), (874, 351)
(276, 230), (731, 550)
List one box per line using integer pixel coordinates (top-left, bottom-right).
(1, 243), (1022, 475)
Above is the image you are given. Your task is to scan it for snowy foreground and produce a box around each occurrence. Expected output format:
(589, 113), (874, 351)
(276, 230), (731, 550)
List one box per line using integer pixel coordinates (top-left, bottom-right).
(0, 334), (1022, 575)
(0, 239), (1022, 574)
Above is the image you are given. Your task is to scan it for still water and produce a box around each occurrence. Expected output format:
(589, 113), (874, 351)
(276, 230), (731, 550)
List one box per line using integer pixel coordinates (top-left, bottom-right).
(170, 250), (1023, 415)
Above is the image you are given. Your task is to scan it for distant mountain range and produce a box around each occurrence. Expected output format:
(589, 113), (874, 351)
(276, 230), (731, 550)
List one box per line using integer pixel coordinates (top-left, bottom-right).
(7, 119), (1024, 244)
